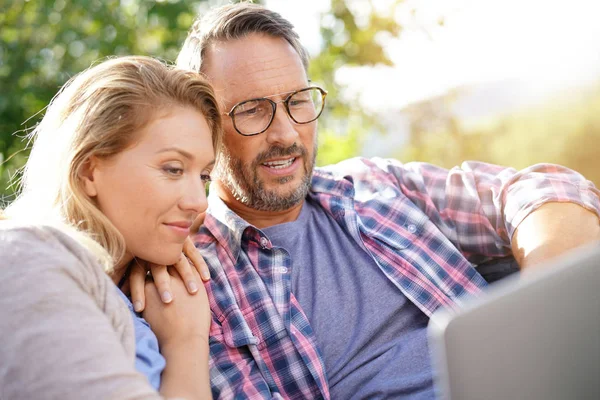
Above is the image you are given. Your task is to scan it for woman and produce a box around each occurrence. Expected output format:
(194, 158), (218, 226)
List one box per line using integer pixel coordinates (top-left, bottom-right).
(0, 56), (219, 399)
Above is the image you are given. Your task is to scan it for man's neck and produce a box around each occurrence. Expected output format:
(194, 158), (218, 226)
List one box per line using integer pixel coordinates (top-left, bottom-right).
(215, 184), (304, 229)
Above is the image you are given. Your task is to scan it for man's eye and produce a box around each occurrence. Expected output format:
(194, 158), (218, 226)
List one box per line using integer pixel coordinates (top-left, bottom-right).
(289, 99), (310, 107)
(238, 107), (258, 116)
(234, 100), (267, 118)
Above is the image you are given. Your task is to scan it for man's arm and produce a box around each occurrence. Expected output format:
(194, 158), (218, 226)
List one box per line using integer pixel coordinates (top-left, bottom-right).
(512, 202), (600, 269)
(357, 158), (600, 263)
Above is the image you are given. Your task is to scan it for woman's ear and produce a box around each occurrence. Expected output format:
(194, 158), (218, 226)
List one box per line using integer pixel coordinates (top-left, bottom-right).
(80, 156), (99, 198)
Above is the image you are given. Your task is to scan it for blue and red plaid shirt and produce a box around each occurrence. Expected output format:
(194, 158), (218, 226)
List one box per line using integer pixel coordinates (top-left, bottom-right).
(194, 157), (600, 399)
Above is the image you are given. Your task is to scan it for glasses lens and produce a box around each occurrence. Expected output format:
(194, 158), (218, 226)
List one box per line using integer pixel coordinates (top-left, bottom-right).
(288, 88), (324, 123)
(232, 99), (273, 135)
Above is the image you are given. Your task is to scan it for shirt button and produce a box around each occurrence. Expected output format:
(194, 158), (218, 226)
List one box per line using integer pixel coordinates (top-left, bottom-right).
(407, 224), (417, 233)
(259, 237), (269, 248)
(277, 267), (288, 274)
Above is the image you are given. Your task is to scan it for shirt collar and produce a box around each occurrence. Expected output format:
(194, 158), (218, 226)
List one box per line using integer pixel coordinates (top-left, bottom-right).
(203, 167), (356, 261)
(203, 190), (253, 262)
(310, 167), (356, 198)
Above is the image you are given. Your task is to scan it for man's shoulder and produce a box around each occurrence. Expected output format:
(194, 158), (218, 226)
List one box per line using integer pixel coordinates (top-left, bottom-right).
(313, 157), (406, 189)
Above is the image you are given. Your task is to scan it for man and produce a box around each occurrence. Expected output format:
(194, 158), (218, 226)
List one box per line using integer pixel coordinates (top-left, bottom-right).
(176, 3), (600, 398)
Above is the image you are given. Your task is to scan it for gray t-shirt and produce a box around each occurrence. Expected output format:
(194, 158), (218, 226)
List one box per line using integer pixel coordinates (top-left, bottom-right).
(263, 199), (435, 399)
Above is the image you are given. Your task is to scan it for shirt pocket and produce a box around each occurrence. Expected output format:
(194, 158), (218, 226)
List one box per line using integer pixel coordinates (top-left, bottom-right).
(359, 196), (427, 251)
(213, 301), (288, 350)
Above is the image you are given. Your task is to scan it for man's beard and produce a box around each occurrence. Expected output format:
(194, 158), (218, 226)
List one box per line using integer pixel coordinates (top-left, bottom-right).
(215, 142), (317, 212)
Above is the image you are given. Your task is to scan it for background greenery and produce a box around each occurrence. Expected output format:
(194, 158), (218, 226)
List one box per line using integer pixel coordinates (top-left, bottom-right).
(1, 0), (599, 203)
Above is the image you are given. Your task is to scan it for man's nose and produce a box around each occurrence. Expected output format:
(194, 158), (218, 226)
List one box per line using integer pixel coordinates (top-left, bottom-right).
(265, 105), (300, 147)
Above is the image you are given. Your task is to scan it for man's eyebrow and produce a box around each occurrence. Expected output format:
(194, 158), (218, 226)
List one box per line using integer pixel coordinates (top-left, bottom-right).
(156, 147), (194, 160)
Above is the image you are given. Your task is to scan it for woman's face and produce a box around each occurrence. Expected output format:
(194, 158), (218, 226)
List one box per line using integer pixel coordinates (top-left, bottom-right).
(84, 106), (215, 266)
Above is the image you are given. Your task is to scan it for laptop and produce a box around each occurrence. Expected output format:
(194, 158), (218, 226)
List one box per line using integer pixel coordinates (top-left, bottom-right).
(428, 243), (600, 400)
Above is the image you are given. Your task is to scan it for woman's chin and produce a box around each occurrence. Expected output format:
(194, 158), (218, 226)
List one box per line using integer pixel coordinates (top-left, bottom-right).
(128, 242), (185, 267)
(136, 250), (183, 268)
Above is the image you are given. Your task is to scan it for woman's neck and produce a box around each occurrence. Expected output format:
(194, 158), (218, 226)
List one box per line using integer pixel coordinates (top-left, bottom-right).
(110, 254), (134, 289)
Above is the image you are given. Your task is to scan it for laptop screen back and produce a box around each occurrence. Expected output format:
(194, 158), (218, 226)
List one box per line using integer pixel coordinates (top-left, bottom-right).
(428, 244), (600, 400)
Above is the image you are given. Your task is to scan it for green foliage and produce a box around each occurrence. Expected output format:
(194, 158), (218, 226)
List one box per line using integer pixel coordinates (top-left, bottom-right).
(317, 125), (361, 166)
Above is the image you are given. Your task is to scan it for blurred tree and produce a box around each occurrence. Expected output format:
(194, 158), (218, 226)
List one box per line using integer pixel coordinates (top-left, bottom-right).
(310, 0), (403, 165)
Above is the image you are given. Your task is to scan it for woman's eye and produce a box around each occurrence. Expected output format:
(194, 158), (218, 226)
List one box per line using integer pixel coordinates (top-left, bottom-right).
(163, 166), (184, 176)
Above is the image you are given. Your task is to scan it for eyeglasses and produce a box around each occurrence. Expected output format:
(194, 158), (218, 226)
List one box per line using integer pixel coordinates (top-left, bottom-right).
(225, 86), (327, 136)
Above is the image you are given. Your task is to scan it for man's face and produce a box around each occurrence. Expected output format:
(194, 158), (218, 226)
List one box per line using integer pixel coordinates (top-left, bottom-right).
(202, 33), (317, 212)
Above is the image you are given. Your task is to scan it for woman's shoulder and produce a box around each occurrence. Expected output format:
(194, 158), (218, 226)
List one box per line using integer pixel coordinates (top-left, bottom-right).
(1, 220), (81, 246)
(2, 221), (83, 256)
(0, 220), (133, 344)
(0, 222), (151, 399)
(0, 221), (108, 288)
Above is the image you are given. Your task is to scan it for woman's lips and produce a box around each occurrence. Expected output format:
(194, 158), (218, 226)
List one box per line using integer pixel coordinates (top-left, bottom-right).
(164, 221), (192, 237)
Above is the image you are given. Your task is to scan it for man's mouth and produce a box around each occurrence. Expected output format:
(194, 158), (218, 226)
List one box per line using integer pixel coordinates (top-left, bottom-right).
(262, 157), (296, 169)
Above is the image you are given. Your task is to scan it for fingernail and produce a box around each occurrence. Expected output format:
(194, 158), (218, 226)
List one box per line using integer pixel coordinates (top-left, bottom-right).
(188, 281), (199, 293)
(201, 267), (211, 281)
(133, 301), (143, 312)
(161, 291), (173, 303)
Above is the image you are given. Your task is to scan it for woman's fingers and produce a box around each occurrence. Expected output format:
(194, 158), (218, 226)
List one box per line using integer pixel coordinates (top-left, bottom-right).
(183, 237), (211, 281)
(150, 263), (173, 304)
(129, 262), (147, 312)
(127, 235), (208, 306)
(172, 250), (200, 293)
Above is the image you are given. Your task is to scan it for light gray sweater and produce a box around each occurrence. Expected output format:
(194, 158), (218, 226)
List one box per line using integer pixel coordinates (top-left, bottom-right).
(0, 222), (163, 400)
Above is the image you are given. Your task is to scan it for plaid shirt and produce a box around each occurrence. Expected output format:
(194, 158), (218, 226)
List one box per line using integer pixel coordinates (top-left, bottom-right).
(194, 157), (600, 399)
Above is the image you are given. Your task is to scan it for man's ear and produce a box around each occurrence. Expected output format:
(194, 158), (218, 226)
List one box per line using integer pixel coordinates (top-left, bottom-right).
(80, 156), (99, 198)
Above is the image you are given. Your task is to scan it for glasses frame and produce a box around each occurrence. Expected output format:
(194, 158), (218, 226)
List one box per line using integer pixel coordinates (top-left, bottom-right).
(225, 86), (328, 137)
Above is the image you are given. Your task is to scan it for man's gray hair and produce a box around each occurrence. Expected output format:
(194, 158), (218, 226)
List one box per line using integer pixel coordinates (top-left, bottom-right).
(176, 2), (309, 73)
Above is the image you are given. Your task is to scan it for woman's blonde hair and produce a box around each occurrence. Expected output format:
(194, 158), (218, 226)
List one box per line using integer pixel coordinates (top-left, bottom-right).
(6, 56), (222, 271)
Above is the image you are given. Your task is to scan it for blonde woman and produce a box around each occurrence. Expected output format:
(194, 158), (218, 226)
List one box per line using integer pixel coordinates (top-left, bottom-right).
(0, 56), (219, 399)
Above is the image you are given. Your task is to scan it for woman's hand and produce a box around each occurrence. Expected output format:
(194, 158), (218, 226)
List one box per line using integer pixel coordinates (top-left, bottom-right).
(142, 266), (211, 347)
(142, 266), (213, 399)
(130, 237), (210, 312)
